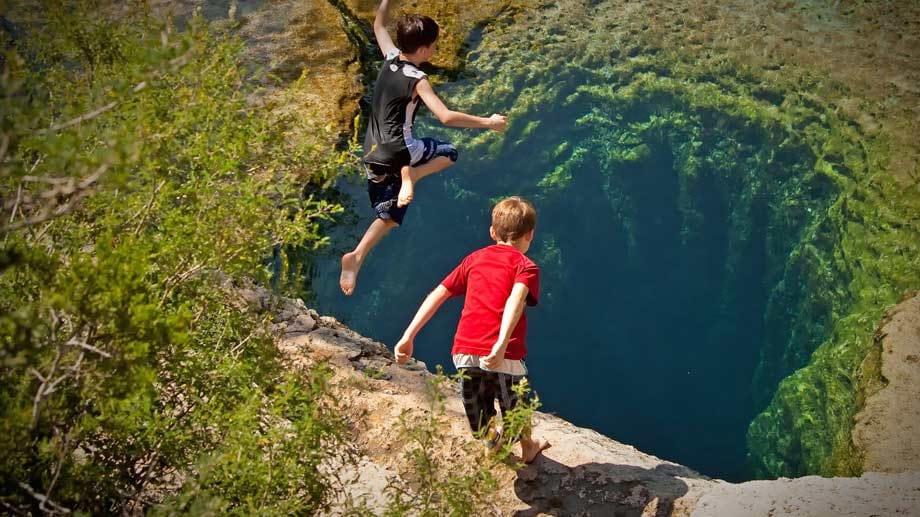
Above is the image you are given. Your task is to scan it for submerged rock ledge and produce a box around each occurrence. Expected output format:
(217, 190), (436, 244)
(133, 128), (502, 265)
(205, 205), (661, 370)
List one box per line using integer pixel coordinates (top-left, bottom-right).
(231, 279), (920, 515)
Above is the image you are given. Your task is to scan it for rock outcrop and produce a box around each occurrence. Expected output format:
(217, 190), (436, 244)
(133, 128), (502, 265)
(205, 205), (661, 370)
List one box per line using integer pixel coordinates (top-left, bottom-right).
(230, 278), (920, 515)
(854, 292), (920, 474)
(692, 471), (920, 517)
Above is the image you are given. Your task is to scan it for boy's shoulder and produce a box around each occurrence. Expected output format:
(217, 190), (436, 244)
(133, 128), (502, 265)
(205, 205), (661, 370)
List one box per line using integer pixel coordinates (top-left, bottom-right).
(381, 48), (427, 81)
(516, 249), (539, 271)
(466, 244), (539, 270)
(402, 63), (426, 80)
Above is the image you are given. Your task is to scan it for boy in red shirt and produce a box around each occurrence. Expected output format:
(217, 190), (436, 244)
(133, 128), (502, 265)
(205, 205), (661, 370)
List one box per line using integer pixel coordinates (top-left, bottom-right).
(394, 196), (550, 463)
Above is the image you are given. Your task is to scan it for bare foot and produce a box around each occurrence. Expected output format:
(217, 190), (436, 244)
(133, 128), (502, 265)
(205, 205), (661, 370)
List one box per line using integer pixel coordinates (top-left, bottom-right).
(521, 438), (551, 464)
(397, 176), (414, 207)
(340, 252), (359, 296)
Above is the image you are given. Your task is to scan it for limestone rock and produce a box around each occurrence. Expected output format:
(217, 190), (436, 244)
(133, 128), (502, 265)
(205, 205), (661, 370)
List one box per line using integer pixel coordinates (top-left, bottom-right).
(692, 471), (920, 517)
(248, 285), (920, 515)
(853, 292), (920, 473)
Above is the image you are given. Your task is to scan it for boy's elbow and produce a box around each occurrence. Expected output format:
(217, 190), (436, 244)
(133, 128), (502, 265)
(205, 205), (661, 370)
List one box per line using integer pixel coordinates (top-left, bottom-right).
(432, 285), (451, 299)
(438, 111), (457, 126)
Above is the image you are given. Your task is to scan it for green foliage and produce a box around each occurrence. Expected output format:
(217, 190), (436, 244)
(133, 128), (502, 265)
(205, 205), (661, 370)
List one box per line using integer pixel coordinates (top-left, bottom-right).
(383, 370), (540, 516)
(362, 365), (390, 380)
(151, 366), (343, 515)
(0, 1), (350, 513)
(748, 171), (920, 478)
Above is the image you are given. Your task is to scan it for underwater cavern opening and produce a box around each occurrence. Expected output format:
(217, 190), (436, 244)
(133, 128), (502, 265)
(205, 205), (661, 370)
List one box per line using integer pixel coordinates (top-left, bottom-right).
(309, 85), (846, 482)
(303, 0), (920, 483)
(485, 90), (844, 482)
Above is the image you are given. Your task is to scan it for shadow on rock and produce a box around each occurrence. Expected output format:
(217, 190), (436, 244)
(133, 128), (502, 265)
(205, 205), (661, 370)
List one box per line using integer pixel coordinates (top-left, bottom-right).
(513, 457), (693, 517)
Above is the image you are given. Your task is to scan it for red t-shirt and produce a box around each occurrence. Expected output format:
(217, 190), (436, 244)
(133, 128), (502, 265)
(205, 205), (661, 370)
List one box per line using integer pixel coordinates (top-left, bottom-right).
(440, 244), (540, 360)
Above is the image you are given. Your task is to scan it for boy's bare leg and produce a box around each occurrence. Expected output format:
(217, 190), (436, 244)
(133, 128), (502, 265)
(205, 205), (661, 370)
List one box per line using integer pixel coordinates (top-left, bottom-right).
(340, 218), (399, 295)
(412, 156), (455, 181)
(519, 426), (551, 464)
(397, 157), (456, 207)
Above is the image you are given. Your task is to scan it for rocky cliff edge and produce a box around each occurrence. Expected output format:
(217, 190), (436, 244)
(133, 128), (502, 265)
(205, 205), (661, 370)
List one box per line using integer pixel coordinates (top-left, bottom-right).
(228, 278), (920, 516)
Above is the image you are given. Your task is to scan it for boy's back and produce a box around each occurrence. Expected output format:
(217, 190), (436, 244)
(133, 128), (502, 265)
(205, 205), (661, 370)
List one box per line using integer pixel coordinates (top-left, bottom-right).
(441, 244), (539, 360)
(393, 196), (550, 463)
(362, 48), (428, 172)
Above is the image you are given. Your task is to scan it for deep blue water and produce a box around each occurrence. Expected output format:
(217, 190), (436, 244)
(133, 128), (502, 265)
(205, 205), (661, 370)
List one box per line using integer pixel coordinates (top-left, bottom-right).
(307, 96), (777, 481)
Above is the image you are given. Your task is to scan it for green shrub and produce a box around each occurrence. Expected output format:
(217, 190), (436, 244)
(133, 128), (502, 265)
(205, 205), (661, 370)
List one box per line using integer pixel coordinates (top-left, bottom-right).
(0, 1), (350, 513)
(384, 370), (540, 517)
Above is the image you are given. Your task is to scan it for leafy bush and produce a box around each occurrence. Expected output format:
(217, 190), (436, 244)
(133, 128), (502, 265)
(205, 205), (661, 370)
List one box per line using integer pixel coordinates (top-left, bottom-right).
(0, 1), (350, 513)
(383, 371), (540, 517)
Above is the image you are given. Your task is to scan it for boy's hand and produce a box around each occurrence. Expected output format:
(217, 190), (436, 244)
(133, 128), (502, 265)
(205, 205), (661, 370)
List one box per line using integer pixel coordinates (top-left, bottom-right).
(483, 345), (505, 370)
(394, 337), (414, 364)
(487, 114), (507, 132)
(483, 353), (502, 370)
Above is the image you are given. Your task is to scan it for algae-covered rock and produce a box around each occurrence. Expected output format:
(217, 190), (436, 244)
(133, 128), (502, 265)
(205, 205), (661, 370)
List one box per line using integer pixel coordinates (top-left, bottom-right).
(397, 0), (920, 478)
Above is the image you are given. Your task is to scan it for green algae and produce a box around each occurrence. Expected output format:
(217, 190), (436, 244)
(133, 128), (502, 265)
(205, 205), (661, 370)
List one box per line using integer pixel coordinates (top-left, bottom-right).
(427, 0), (920, 478)
(749, 171), (920, 476)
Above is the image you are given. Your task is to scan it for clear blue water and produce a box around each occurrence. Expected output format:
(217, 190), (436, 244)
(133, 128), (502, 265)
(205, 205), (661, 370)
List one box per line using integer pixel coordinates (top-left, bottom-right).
(307, 119), (781, 483)
(306, 15), (831, 481)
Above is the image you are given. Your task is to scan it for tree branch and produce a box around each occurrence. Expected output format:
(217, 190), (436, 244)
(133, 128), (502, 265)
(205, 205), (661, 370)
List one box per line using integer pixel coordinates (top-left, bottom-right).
(65, 338), (112, 358)
(1, 165), (107, 233)
(8, 184), (22, 224)
(17, 482), (71, 515)
(0, 499), (29, 516)
(44, 429), (72, 514)
(229, 332), (254, 359)
(30, 313), (64, 430)
(46, 82), (147, 133)
(0, 133), (9, 164)
(124, 441), (164, 515)
(130, 180), (166, 237)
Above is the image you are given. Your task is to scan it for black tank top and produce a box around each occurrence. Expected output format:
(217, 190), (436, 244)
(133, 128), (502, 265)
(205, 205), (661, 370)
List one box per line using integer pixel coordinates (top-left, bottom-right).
(363, 49), (427, 170)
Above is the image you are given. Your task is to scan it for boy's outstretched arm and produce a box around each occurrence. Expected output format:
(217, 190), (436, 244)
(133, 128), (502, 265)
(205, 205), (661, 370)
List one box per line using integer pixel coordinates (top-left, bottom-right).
(374, 0), (398, 57)
(415, 79), (507, 131)
(394, 285), (452, 363)
(483, 282), (529, 369)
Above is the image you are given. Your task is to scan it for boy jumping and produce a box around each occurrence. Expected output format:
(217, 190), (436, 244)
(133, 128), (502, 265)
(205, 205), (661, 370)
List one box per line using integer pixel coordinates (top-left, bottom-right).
(393, 197), (550, 463)
(340, 0), (508, 296)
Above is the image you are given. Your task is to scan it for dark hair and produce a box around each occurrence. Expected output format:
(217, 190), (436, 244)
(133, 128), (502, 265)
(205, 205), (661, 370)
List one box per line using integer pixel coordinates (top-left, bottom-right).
(492, 196), (537, 241)
(396, 14), (439, 54)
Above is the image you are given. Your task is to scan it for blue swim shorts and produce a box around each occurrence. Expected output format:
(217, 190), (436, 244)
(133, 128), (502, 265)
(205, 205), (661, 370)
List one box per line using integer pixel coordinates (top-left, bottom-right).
(364, 137), (458, 225)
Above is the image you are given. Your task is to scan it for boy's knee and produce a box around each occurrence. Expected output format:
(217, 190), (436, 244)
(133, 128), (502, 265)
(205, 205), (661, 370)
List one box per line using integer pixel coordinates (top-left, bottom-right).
(435, 142), (458, 162)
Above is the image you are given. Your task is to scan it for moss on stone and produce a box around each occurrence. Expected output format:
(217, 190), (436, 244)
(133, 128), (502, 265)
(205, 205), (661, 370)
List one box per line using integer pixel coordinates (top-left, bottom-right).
(423, 0), (920, 478)
(342, 0), (538, 80)
(299, 0), (918, 479)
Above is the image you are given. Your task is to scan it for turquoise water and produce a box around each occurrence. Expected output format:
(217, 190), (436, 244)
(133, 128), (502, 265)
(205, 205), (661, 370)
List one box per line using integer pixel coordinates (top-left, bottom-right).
(308, 4), (840, 482)
(309, 110), (822, 483)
